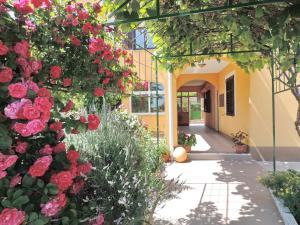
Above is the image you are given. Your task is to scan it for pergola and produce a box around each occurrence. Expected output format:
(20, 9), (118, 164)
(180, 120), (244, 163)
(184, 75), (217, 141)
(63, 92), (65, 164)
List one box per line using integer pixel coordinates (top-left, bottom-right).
(104, 0), (299, 173)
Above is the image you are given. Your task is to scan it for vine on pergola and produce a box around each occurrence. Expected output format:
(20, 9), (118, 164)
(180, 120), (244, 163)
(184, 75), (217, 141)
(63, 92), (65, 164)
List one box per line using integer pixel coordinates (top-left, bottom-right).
(103, 0), (300, 135)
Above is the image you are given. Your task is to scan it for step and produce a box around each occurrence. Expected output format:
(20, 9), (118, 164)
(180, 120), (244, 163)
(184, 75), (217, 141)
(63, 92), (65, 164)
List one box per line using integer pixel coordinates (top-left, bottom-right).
(188, 152), (253, 160)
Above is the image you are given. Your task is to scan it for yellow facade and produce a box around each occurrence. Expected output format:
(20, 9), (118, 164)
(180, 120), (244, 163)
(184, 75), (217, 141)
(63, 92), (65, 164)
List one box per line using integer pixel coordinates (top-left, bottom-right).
(122, 51), (300, 160)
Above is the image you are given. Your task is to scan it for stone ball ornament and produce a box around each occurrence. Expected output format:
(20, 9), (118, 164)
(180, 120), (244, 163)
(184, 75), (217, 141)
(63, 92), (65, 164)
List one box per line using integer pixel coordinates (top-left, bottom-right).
(173, 147), (188, 163)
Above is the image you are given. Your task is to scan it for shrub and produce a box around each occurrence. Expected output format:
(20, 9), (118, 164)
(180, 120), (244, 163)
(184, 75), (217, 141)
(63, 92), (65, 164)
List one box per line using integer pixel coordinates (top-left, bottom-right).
(66, 110), (167, 225)
(260, 170), (300, 223)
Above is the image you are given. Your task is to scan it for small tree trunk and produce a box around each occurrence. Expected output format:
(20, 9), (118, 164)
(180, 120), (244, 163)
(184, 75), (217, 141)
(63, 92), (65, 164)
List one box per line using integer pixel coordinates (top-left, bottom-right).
(291, 87), (300, 137)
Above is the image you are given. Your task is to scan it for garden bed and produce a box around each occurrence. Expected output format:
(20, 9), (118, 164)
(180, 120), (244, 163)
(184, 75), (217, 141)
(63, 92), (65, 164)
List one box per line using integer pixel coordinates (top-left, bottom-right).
(269, 189), (298, 225)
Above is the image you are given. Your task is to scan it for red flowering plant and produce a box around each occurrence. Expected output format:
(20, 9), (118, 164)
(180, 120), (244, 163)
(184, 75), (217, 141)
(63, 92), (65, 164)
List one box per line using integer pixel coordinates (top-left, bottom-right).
(0, 0), (135, 224)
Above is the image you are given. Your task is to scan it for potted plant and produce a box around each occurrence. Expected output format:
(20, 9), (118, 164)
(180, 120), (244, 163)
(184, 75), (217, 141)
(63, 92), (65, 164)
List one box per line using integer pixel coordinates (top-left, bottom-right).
(231, 131), (249, 153)
(178, 132), (197, 153)
(157, 141), (172, 162)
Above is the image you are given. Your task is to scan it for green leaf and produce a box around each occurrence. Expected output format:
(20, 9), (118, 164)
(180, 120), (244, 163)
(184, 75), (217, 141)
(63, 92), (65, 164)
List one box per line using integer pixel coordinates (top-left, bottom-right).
(62, 217), (70, 225)
(29, 212), (39, 222)
(12, 195), (29, 207)
(13, 189), (24, 200)
(29, 219), (48, 225)
(46, 183), (59, 195)
(37, 179), (45, 189)
(255, 8), (264, 18)
(22, 174), (35, 188)
(1, 199), (12, 208)
(130, 0), (140, 12)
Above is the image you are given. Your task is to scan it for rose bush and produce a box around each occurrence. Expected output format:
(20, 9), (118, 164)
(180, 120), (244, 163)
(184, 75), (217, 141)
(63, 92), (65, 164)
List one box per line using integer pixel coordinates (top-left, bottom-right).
(0, 0), (136, 224)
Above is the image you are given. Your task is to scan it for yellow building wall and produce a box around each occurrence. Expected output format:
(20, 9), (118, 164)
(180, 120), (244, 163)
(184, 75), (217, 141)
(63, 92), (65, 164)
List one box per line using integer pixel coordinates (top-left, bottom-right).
(121, 50), (169, 142)
(217, 62), (250, 141)
(249, 68), (300, 148)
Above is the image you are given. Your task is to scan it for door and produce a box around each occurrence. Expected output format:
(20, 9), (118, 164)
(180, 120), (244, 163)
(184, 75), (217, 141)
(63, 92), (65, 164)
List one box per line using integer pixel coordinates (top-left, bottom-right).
(177, 92), (189, 126)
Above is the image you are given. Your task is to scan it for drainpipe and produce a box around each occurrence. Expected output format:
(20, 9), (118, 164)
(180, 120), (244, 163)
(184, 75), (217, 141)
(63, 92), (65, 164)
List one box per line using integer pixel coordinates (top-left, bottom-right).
(168, 71), (174, 151)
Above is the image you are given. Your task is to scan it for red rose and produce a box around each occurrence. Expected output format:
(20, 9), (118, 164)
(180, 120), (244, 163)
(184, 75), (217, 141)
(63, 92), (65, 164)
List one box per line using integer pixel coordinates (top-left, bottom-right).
(8, 83), (28, 98)
(77, 162), (92, 176)
(22, 103), (40, 120)
(40, 111), (51, 123)
(70, 36), (81, 46)
(88, 114), (100, 130)
(71, 18), (79, 26)
(16, 141), (28, 153)
(50, 171), (73, 191)
(0, 41), (9, 56)
(28, 155), (52, 177)
(26, 119), (46, 135)
(70, 179), (85, 194)
(78, 10), (89, 21)
(82, 22), (93, 33)
(0, 208), (25, 225)
(9, 174), (22, 187)
(93, 2), (101, 13)
(79, 116), (86, 123)
(66, 150), (80, 164)
(62, 77), (72, 87)
(53, 142), (66, 153)
(13, 123), (31, 137)
(0, 67), (13, 83)
(56, 130), (65, 140)
(14, 41), (29, 58)
(0, 171), (7, 179)
(30, 60), (42, 74)
(94, 87), (105, 97)
(34, 97), (52, 112)
(37, 87), (51, 97)
(71, 128), (80, 134)
(49, 121), (63, 132)
(50, 66), (62, 79)
(102, 78), (110, 85)
(61, 100), (74, 113)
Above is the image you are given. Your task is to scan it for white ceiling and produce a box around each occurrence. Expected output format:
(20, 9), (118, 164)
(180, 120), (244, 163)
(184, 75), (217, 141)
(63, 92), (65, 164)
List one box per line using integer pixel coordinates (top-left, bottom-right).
(183, 59), (229, 74)
(183, 80), (206, 86)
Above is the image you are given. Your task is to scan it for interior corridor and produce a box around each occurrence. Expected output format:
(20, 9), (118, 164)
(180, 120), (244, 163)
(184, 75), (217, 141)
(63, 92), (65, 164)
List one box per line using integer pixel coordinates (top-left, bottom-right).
(178, 124), (235, 153)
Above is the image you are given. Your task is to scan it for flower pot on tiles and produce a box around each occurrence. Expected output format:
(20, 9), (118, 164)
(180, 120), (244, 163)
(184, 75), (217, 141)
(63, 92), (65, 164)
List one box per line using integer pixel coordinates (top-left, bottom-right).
(162, 153), (171, 163)
(178, 132), (196, 153)
(231, 131), (249, 154)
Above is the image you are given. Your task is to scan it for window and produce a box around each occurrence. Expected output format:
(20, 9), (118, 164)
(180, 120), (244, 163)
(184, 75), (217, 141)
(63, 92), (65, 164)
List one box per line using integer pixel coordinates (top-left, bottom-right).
(126, 28), (155, 50)
(204, 90), (211, 113)
(226, 76), (235, 116)
(131, 82), (164, 114)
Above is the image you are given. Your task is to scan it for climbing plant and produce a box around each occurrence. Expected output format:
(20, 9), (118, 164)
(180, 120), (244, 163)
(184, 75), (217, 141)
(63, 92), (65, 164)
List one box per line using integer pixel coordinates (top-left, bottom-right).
(103, 0), (300, 135)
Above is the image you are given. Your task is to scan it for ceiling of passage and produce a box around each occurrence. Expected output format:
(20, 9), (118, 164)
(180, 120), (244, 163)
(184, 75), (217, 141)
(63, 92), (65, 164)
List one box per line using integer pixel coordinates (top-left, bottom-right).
(183, 59), (229, 74)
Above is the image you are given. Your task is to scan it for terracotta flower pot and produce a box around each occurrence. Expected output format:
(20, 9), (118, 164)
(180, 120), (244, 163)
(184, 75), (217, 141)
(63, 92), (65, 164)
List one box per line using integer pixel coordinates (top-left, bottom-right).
(162, 153), (171, 162)
(184, 146), (192, 153)
(235, 144), (249, 154)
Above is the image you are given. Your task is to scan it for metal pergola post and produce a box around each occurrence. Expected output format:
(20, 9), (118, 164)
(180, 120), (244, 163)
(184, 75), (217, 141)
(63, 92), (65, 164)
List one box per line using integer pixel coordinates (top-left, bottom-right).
(155, 56), (159, 147)
(271, 50), (276, 173)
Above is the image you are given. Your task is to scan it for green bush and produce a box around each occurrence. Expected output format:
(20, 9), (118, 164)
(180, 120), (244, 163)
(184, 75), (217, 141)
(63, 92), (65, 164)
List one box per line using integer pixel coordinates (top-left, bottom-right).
(66, 110), (167, 224)
(260, 169), (300, 223)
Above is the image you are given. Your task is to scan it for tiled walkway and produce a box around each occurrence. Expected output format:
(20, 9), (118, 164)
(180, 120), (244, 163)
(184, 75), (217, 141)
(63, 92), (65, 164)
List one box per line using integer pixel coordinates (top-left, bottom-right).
(178, 124), (235, 153)
(154, 158), (283, 225)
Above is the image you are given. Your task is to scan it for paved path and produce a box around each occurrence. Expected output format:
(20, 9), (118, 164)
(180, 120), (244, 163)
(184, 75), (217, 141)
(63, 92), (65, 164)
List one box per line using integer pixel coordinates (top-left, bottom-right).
(154, 158), (283, 225)
(178, 125), (235, 153)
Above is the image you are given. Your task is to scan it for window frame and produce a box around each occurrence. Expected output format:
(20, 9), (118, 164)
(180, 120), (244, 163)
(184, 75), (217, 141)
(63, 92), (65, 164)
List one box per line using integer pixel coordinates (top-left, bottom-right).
(203, 90), (211, 113)
(131, 82), (165, 115)
(225, 73), (236, 116)
(126, 28), (156, 50)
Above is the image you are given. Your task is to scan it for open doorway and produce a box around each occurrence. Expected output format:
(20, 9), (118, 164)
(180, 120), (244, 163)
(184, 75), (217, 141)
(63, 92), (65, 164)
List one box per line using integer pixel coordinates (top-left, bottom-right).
(177, 80), (234, 153)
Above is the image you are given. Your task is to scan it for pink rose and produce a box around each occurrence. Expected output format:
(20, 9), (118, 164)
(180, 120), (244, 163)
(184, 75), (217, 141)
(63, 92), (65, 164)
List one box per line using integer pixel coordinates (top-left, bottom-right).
(14, 40), (30, 58)
(70, 35), (81, 46)
(39, 144), (53, 155)
(0, 153), (18, 171)
(91, 213), (105, 225)
(88, 38), (104, 54)
(0, 41), (9, 56)
(16, 141), (28, 153)
(0, 67), (13, 83)
(0, 208), (25, 225)
(62, 78), (72, 87)
(30, 60), (42, 74)
(0, 171), (7, 179)
(4, 99), (31, 119)
(41, 193), (67, 217)
(9, 174), (22, 187)
(8, 83), (28, 98)
(24, 80), (39, 92)
(26, 119), (46, 135)
(50, 171), (73, 191)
